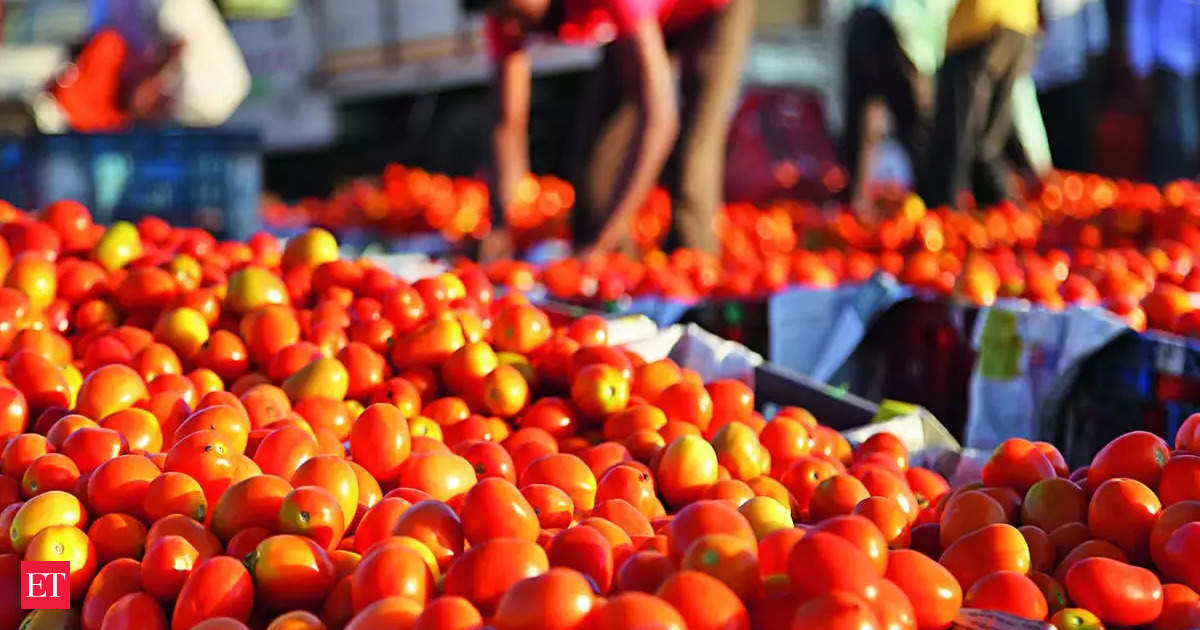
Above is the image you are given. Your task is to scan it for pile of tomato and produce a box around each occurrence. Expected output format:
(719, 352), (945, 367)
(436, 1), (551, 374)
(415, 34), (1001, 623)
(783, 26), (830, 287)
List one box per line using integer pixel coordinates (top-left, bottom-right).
(480, 175), (1200, 338)
(262, 169), (577, 247)
(6, 199), (1200, 630)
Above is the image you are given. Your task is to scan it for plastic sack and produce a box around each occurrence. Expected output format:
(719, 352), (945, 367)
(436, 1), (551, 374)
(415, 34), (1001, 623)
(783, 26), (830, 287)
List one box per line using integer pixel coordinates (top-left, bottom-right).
(624, 323), (763, 386)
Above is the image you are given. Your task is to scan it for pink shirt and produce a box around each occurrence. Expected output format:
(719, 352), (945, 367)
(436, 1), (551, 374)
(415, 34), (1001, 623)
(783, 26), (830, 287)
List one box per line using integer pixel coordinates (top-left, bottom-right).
(489, 0), (731, 57)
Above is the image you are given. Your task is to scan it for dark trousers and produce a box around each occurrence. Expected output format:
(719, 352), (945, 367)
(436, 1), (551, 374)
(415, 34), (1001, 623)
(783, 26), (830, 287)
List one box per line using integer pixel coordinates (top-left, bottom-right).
(841, 7), (933, 201)
(1146, 68), (1200, 185)
(923, 29), (1034, 208)
(567, 0), (754, 255)
(1037, 57), (1102, 173)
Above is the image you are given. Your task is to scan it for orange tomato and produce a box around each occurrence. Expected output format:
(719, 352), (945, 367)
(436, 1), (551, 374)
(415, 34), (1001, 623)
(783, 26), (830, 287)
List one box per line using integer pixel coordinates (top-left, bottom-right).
(209, 474), (292, 542)
(964, 571), (1047, 620)
(1087, 477), (1161, 557)
(172, 556), (255, 630)
(87, 513), (146, 564)
(248, 534), (336, 611)
(414, 595), (485, 630)
(278, 485), (345, 551)
(1087, 430), (1170, 491)
(348, 403), (412, 484)
(82, 558), (143, 630)
(939, 523), (1031, 591)
(885, 549), (962, 630)
(100, 592), (169, 630)
(141, 534), (199, 600)
(442, 537), (549, 616)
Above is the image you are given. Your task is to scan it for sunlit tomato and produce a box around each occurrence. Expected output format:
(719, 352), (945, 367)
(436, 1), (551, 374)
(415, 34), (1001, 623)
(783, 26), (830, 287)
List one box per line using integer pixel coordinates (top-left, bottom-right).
(388, 499), (462, 573)
(520, 452), (598, 512)
(9, 489), (87, 552)
(248, 534), (336, 611)
(81, 557), (143, 630)
(209, 474), (292, 542)
(443, 537), (549, 616)
(143, 471), (207, 522)
(278, 485), (345, 551)
(964, 571), (1047, 620)
(884, 549), (962, 629)
(86, 453), (159, 516)
(75, 364), (149, 423)
(348, 403), (411, 484)
(655, 382), (713, 433)
(171, 556), (255, 630)
(1065, 557), (1164, 627)
(1087, 477), (1161, 556)
(24, 523), (97, 601)
(938, 524), (1031, 591)
(570, 363), (630, 420)
(253, 425), (318, 480)
(1087, 430), (1170, 490)
(22, 452), (80, 497)
(492, 303), (552, 354)
(142, 534), (200, 600)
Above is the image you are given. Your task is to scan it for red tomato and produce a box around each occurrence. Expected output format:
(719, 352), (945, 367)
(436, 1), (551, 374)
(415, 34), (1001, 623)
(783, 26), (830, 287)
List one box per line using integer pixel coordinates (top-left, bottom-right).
(172, 556), (255, 630)
(1065, 557), (1164, 627)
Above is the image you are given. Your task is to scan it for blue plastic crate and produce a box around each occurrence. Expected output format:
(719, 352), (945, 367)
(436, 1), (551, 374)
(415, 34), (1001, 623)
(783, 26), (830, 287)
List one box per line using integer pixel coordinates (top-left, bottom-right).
(0, 129), (262, 241)
(1165, 402), (1200, 448)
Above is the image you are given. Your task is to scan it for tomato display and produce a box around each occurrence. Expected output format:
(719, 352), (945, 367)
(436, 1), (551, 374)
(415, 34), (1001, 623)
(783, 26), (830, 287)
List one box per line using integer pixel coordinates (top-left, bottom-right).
(4, 203), (1200, 630)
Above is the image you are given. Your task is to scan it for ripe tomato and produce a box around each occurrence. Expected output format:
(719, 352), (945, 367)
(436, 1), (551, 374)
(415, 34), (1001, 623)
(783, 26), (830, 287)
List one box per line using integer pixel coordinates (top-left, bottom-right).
(442, 537), (549, 616)
(82, 558), (143, 630)
(172, 556), (255, 630)
(492, 303), (551, 354)
(1087, 430), (1170, 490)
(278, 485), (345, 551)
(248, 534), (336, 611)
(520, 452), (598, 512)
(810, 474), (870, 522)
(9, 489), (86, 552)
(100, 592), (168, 630)
(789, 590), (879, 630)
(142, 534), (200, 600)
(570, 364), (630, 420)
(209, 474), (292, 542)
(86, 453), (159, 516)
(252, 425), (318, 480)
(164, 429), (236, 509)
(547, 524), (615, 594)
(938, 523), (1031, 591)
(75, 364), (149, 422)
(814, 515), (889, 576)
(964, 571), (1047, 620)
(939, 490), (1006, 550)
(87, 513), (146, 564)
(349, 403), (411, 484)
(22, 452), (81, 497)
(1065, 557), (1164, 627)
(24, 524), (97, 601)
(1087, 477), (1161, 556)
(885, 549), (962, 630)
(656, 569), (749, 630)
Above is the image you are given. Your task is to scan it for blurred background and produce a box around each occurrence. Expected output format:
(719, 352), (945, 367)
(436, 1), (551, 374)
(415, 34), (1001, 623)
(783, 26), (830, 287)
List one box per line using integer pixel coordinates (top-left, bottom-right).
(0, 0), (1155, 246)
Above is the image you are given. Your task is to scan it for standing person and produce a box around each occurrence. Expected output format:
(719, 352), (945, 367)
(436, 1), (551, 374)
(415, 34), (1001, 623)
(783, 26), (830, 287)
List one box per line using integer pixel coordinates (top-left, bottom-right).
(1127, 0), (1200, 185)
(1034, 0), (1108, 172)
(840, 0), (956, 214)
(922, 0), (1041, 208)
(51, 0), (250, 131)
(481, 0), (755, 261)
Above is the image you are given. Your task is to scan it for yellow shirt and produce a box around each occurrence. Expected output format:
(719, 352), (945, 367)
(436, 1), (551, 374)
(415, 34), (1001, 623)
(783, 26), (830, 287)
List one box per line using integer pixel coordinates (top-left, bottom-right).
(945, 0), (1040, 52)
